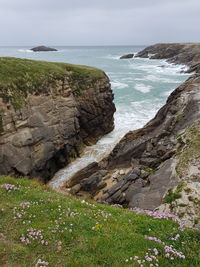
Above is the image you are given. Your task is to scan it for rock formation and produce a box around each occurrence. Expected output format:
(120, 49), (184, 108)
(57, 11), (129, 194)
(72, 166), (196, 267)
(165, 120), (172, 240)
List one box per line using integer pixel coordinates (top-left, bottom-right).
(0, 57), (115, 181)
(120, 54), (134, 59)
(135, 43), (200, 68)
(31, 46), (57, 52)
(65, 43), (200, 228)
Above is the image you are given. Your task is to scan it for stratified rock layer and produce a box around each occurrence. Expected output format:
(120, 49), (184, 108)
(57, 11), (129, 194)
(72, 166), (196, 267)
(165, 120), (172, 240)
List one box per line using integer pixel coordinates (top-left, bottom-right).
(66, 43), (200, 228)
(0, 58), (115, 181)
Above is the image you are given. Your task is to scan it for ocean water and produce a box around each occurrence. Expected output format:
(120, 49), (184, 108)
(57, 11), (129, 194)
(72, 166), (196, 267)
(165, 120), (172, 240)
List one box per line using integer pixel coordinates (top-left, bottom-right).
(0, 46), (190, 189)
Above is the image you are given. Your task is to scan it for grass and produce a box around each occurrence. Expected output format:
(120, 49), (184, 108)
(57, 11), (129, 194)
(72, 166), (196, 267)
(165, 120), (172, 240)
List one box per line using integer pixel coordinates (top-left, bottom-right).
(0, 57), (105, 110)
(164, 189), (182, 204)
(0, 176), (200, 267)
(144, 168), (156, 175)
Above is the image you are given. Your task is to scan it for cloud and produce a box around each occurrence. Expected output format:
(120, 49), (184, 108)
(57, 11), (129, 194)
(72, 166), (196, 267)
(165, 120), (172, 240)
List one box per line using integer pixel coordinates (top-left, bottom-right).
(0, 0), (200, 45)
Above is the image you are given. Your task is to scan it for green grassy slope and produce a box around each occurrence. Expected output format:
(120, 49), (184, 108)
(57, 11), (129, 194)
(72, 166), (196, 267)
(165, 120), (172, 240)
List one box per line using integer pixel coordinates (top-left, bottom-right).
(0, 176), (199, 267)
(0, 57), (105, 109)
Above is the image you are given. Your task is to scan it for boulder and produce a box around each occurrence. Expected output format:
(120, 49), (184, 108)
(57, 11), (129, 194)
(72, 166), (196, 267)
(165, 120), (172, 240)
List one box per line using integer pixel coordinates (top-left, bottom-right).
(120, 54), (134, 59)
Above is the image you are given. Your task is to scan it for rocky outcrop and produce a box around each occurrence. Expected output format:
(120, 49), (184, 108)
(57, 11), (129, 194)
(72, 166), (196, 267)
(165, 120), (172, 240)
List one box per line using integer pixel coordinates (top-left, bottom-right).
(65, 43), (200, 228)
(135, 43), (200, 69)
(31, 46), (57, 52)
(0, 58), (115, 181)
(120, 54), (134, 59)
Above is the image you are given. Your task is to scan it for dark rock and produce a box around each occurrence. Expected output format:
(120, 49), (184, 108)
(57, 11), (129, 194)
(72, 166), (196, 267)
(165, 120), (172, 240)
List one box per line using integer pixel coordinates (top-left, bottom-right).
(125, 172), (138, 182)
(66, 162), (100, 188)
(120, 54), (134, 59)
(80, 171), (103, 193)
(110, 190), (125, 204)
(140, 170), (149, 179)
(161, 150), (176, 161)
(31, 46), (57, 52)
(128, 159), (178, 210)
(107, 179), (126, 197)
(79, 170), (108, 195)
(131, 167), (141, 176)
(125, 179), (145, 202)
(139, 157), (161, 168)
(136, 43), (200, 68)
(157, 145), (167, 156)
(136, 51), (148, 58)
(129, 191), (162, 210)
(120, 181), (131, 192)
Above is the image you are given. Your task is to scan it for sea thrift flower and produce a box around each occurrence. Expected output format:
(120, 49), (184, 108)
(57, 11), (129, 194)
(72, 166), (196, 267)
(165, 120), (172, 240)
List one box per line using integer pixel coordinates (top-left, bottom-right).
(131, 208), (185, 230)
(0, 184), (18, 192)
(144, 235), (164, 244)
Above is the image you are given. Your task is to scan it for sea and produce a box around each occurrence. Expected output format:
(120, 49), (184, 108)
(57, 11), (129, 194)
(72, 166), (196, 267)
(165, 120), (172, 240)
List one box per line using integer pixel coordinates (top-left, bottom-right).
(0, 46), (190, 189)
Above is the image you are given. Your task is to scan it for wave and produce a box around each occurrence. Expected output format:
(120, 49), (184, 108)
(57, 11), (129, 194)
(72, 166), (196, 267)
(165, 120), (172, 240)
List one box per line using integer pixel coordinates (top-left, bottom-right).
(18, 49), (33, 53)
(135, 75), (181, 83)
(130, 59), (189, 76)
(111, 81), (128, 89)
(103, 55), (120, 60)
(134, 83), (152, 93)
(160, 90), (173, 97)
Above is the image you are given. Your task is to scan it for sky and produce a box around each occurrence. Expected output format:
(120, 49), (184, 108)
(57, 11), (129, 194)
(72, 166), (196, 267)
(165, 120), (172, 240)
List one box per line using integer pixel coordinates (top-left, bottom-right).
(0, 0), (200, 46)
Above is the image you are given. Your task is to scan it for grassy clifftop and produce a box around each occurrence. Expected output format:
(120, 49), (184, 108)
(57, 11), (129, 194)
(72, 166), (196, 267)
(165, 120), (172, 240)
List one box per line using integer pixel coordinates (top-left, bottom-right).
(0, 57), (106, 109)
(0, 176), (199, 267)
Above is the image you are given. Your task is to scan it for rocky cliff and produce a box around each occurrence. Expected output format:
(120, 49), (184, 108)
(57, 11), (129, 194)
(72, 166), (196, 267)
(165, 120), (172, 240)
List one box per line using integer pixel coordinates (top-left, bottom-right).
(0, 57), (115, 181)
(65, 43), (200, 228)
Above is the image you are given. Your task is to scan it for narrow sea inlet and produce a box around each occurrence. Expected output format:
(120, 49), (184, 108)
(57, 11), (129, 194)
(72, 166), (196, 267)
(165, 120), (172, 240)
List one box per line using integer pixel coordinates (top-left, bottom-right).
(0, 46), (190, 189)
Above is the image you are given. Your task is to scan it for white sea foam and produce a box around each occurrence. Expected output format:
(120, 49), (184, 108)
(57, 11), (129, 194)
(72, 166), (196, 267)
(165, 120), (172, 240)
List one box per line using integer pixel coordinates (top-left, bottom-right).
(49, 110), (140, 190)
(18, 49), (33, 53)
(135, 83), (152, 93)
(104, 55), (120, 60)
(130, 59), (189, 76)
(130, 99), (162, 123)
(160, 90), (173, 97)
(144, 75), (180, 83)
(111, 81), (128, 89)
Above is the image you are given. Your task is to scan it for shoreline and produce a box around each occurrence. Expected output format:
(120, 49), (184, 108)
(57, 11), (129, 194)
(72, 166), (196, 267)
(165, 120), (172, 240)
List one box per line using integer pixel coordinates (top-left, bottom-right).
(48, 57), (189, 192)
(59, 43), (200, 228)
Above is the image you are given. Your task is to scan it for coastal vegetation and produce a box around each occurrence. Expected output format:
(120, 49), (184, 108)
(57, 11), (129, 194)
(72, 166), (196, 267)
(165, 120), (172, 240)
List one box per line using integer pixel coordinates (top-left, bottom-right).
(0, 57), (105, 109)
(0, 176), (200, 267)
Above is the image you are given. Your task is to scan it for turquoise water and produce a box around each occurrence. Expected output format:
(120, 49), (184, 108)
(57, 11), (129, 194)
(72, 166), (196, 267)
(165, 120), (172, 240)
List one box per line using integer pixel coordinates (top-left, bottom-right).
(0, 46), (189, 131)
(0, 46), (190, 189)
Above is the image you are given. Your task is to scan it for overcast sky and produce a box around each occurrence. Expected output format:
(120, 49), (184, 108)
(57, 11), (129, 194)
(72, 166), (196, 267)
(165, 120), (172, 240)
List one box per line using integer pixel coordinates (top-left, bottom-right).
(0, 0), (200, 46)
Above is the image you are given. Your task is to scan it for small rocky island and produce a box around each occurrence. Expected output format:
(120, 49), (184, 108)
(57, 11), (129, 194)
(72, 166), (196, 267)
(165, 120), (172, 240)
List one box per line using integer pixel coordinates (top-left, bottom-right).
(30, 45), (58, 52)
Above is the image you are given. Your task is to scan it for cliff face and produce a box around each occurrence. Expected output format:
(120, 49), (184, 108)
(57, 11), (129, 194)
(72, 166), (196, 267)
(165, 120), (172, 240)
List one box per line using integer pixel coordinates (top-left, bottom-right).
(0, 58), (115, 181)
(65, 44), (200, 228)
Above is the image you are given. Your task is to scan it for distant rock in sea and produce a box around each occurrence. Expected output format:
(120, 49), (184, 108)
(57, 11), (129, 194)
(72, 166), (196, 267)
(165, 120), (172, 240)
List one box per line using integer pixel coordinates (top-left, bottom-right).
(120, 53), (134, 59)
(30, 45), (57, 52)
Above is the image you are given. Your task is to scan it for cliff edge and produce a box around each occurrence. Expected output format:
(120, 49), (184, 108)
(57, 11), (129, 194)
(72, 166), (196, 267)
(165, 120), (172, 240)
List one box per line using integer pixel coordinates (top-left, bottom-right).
(0, 57), (115, 181)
